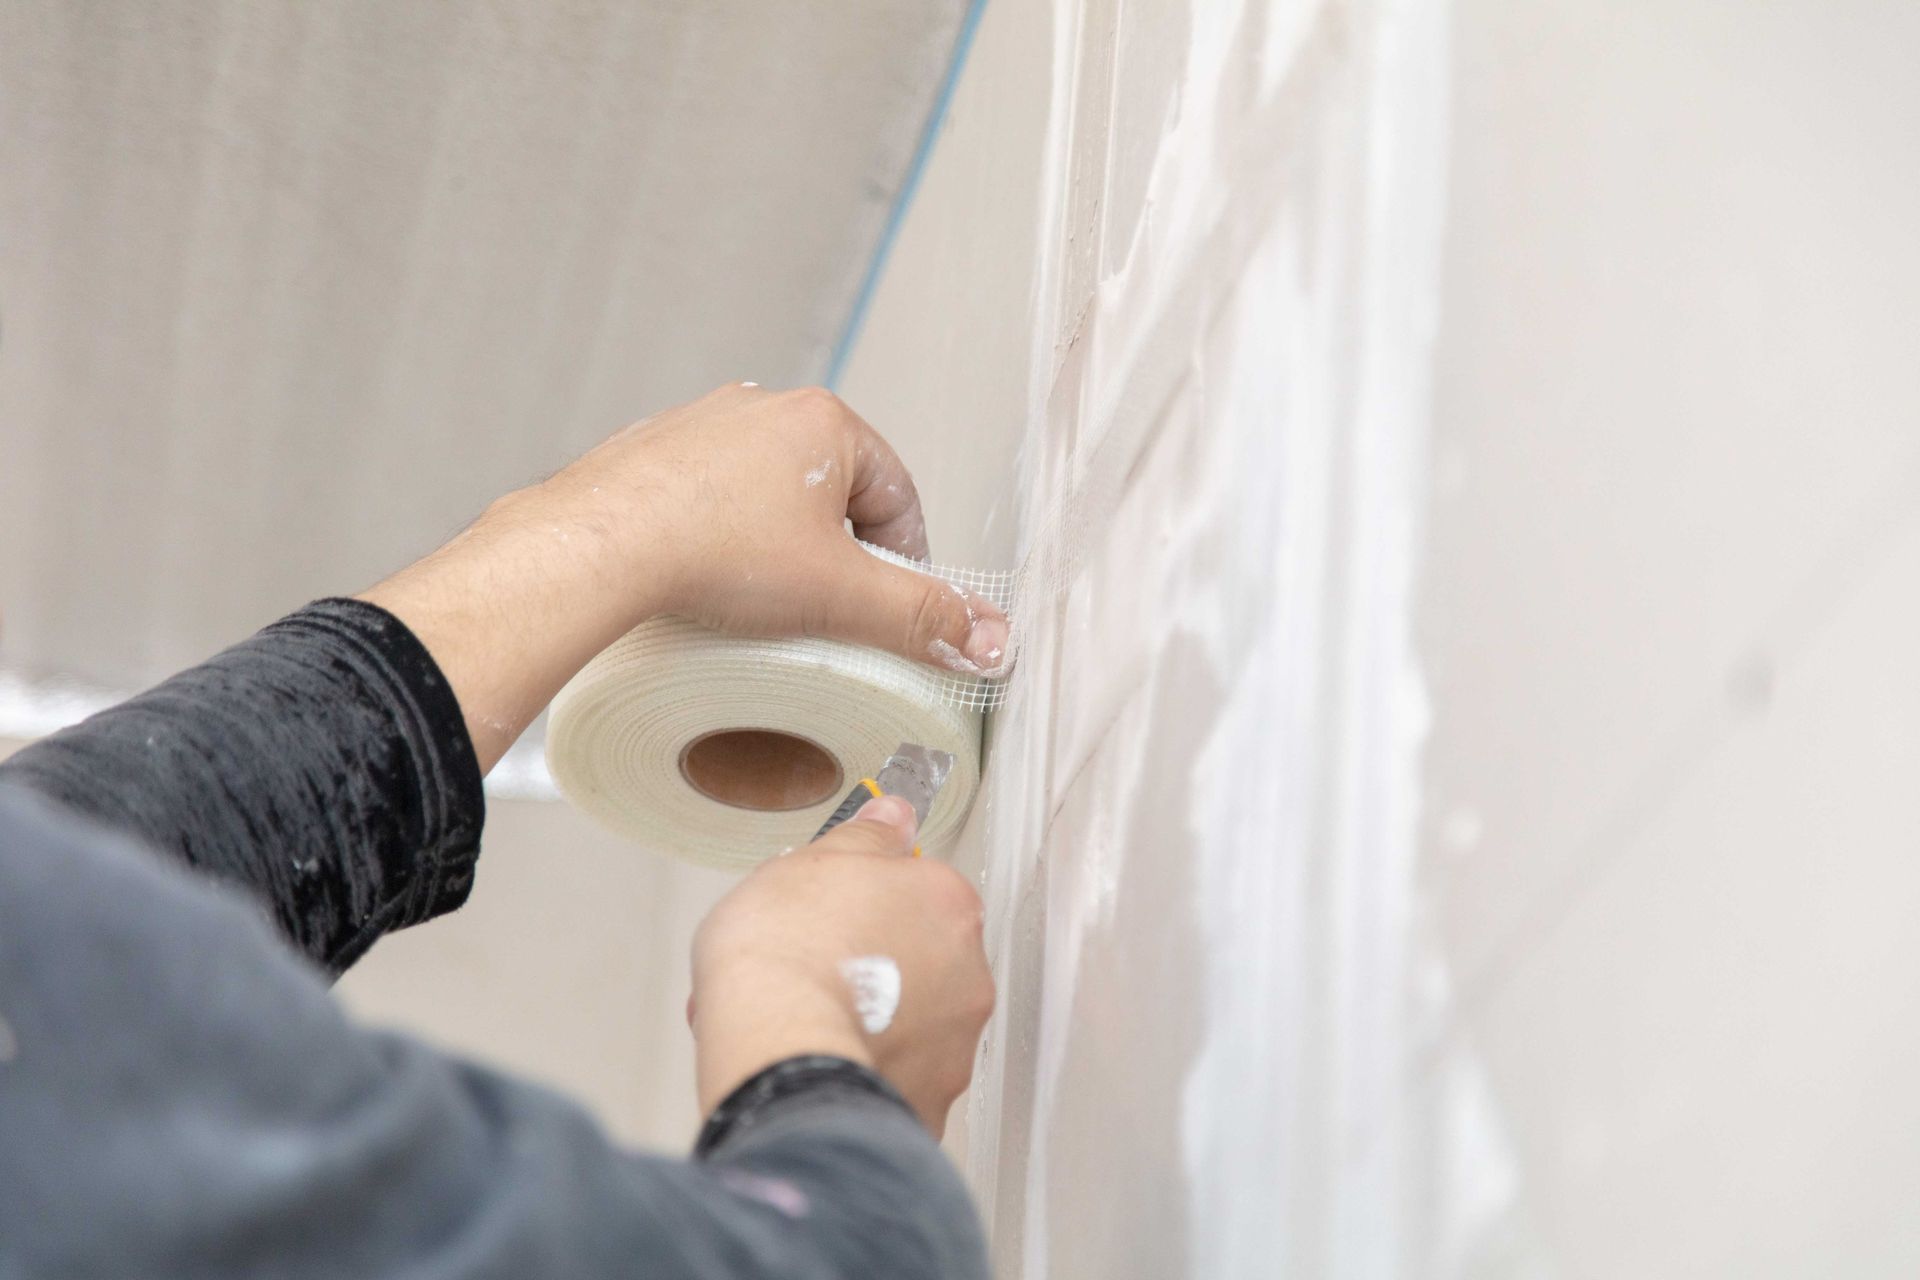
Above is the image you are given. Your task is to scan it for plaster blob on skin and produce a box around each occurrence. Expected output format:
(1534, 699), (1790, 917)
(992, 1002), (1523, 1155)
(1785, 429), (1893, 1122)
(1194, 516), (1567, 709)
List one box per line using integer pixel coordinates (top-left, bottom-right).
(927, 637), (980, 674)
(839, 955), (901, 1034)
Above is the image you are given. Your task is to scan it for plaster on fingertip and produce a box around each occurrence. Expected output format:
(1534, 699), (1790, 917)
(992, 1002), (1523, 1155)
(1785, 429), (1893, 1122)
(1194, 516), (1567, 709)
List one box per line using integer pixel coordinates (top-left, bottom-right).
(927, 638), (983, 674)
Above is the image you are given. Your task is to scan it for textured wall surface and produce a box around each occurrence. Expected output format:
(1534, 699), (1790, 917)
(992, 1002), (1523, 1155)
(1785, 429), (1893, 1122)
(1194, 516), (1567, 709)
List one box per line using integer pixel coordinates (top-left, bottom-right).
(846, 0), (1447, 1273)
(1416, 2), (1920, 1273)
(853, 1), (1920, 1276)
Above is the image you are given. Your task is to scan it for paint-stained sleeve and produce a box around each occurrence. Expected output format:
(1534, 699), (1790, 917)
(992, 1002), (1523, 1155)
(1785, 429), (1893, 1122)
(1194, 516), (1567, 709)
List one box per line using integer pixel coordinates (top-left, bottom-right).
(694, 1058), (993, 1278)
(0, 786), (990, 1280)
(0, 598), (484, 976)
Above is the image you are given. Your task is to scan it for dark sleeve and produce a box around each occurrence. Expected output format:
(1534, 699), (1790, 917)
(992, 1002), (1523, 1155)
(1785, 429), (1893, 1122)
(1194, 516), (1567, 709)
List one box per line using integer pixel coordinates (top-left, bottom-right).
(0, 786), (989, 1280)
(0, 598), (484, 976)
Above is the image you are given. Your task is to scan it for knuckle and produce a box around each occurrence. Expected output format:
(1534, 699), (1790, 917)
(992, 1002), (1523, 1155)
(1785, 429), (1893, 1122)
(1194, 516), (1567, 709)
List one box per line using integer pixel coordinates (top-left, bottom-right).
(691, 900), (744, 961)
(956, 981), (995, 1033)
(783, 385), (844, 421)
(940, 1060), (975, 1099)
(941, 860), (984, 908)
(906, 583), (959, 654)
(971, 972), (997, 1025)
(920, 860), (983, 919)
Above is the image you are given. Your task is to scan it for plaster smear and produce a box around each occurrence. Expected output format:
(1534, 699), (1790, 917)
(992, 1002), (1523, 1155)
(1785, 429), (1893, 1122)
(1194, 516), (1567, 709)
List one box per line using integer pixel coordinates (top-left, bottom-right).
(838, 955), (901, 1035)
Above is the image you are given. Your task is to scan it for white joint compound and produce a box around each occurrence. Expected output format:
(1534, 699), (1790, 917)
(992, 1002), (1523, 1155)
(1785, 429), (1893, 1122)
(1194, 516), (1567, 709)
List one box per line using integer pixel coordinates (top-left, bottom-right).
(838, 955), (901, 1035)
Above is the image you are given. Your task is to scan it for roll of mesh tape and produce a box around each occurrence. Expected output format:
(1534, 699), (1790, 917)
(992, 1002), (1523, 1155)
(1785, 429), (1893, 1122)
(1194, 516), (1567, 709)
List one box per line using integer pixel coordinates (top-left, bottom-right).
(546, 546), (1011, 871)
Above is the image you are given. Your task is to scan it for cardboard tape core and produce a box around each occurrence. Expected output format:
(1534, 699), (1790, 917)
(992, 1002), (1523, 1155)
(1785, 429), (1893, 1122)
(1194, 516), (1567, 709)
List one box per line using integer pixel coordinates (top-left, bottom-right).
(678, 729), (844, 812)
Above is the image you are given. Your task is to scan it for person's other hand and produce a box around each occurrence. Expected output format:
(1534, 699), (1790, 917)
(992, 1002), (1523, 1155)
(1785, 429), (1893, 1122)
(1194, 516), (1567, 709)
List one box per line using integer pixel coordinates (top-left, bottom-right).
(689, 794), (994, 1137)
(358, 383), (1011, 771)
(545, 383), (1010, 675)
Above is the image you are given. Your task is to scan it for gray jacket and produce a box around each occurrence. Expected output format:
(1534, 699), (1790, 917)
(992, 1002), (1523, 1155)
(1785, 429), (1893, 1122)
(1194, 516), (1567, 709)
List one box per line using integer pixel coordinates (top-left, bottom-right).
(0, 599), (987, 1278)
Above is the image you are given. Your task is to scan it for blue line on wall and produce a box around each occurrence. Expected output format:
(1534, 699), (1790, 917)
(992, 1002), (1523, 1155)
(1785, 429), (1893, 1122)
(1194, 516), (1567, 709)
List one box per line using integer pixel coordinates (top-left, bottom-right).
(824, 0), (990, 390)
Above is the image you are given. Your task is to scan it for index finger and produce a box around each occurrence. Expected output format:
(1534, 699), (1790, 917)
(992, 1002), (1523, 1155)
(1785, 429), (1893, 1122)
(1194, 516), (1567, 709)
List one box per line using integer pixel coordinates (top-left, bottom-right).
(841, 413), (933, 562)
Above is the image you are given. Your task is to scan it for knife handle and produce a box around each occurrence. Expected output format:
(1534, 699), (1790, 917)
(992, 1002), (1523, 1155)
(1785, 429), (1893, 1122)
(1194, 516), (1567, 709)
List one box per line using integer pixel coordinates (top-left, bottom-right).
(814, 778), (922, 857)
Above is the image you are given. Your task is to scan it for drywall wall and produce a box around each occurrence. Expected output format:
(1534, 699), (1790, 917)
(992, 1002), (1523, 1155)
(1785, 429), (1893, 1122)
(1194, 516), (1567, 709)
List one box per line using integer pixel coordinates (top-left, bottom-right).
(1415, 2), (1920, 1273)
(842, 0), (1448, 1274)
(848, 0), (1920, 1275)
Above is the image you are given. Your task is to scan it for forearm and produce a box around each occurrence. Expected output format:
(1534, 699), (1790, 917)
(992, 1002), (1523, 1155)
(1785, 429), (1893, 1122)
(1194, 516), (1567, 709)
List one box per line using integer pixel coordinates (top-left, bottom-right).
(358, 384), (1013, 774)
(357, 480), (668, 773)
(0, 599), (483, 975)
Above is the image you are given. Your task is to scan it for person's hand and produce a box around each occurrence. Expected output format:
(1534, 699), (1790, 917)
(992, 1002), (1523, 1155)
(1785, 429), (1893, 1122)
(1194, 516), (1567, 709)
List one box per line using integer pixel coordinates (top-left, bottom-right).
(688, 794), (994, 1137)
(543, 382), (1010, 671)
(357, 383), (1011, 770)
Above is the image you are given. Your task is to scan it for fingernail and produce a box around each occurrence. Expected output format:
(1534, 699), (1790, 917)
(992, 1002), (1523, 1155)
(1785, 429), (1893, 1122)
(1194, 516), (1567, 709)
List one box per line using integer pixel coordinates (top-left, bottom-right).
(854, 794), (918, 840)
(963, 616), (1010, 672)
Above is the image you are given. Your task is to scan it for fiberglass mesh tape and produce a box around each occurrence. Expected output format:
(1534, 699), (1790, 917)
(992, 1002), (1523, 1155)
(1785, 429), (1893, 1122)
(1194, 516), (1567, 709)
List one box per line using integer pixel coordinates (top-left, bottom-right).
(546, 545), (1013, 871)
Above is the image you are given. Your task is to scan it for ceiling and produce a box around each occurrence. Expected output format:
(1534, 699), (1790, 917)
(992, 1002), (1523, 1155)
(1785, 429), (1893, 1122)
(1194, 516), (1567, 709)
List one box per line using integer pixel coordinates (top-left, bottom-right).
(0, 0), (968, 706)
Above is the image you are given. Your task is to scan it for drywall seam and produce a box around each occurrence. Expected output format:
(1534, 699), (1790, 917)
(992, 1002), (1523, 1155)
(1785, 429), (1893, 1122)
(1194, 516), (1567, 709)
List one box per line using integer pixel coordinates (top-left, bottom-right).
(934, 1), (1451, 1274)
(1006, 3), (1353, 651)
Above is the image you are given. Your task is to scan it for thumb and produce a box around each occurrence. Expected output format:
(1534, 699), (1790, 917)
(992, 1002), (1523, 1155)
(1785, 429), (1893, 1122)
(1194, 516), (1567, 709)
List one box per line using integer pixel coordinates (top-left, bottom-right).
(813, 794), (919, 857)
(815, 546), (1011, 675)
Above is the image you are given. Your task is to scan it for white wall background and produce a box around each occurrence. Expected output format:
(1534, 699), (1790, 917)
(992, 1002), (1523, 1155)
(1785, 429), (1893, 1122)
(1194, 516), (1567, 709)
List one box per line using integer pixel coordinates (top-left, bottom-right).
(1418, 2), (1920, 1274)
(848, 0), (1920, 1276)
